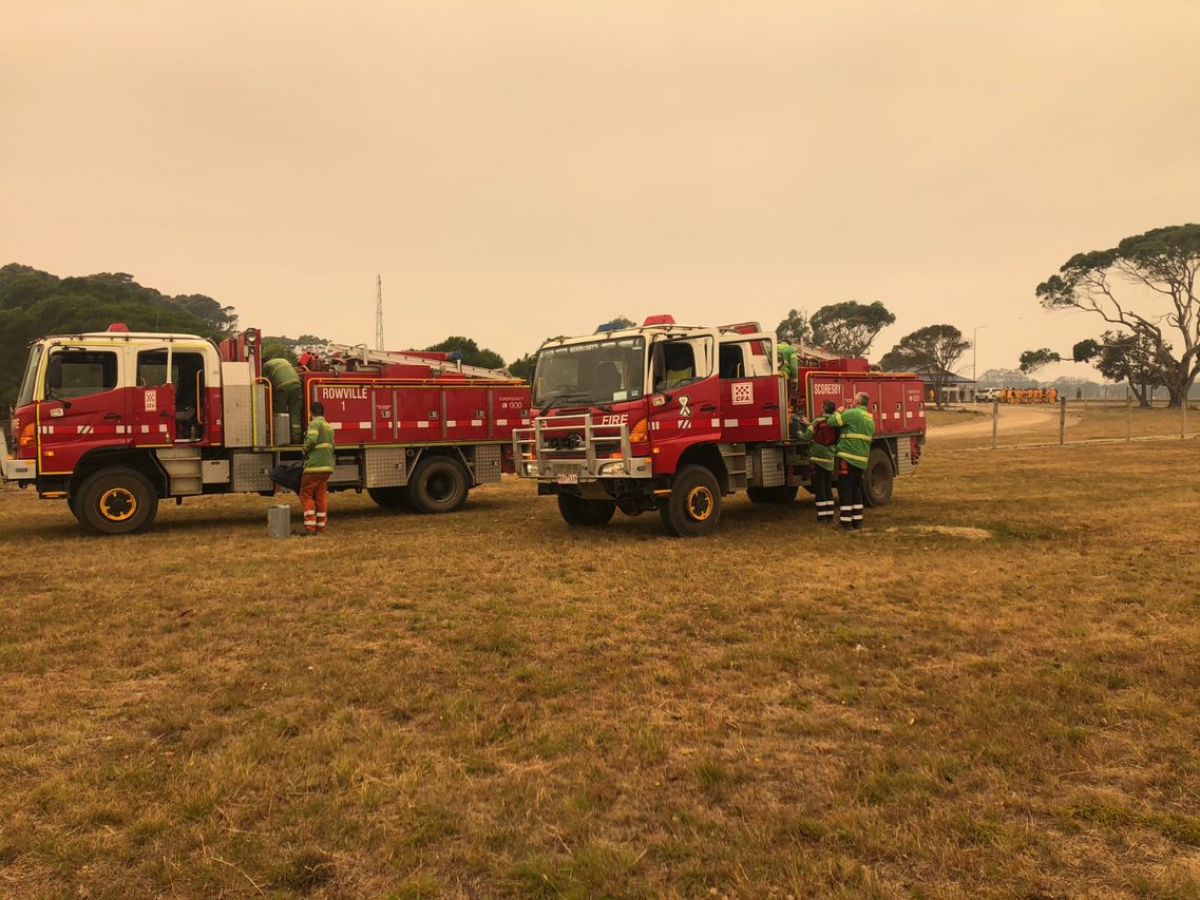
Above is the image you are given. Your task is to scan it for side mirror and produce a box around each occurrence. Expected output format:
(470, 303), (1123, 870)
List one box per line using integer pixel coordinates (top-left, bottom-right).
(652, 392), (671, 407)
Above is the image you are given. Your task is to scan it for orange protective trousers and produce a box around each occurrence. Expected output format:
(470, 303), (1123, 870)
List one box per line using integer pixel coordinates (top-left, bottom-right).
(299, 473), (329, 534)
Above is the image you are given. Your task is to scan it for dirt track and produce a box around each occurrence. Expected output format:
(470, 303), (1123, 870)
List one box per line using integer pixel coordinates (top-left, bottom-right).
(929, 404), (1076, 438)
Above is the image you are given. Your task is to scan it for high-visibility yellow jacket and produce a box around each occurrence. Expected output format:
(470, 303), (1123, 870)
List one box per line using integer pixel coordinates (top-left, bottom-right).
(263, 357), (301, 389)
(303, 416), (335, 474)
(828, 404), (876, 470)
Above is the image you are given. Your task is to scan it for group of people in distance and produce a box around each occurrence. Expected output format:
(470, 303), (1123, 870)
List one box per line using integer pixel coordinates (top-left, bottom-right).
(999, 387), (1059, 404)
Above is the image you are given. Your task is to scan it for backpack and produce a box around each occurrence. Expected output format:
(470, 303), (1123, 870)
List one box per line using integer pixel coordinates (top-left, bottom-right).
(813, 420), (840, 446)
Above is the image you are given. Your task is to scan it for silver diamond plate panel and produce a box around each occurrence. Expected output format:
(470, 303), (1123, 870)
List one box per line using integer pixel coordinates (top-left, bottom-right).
(364, 448), (407, 488)
(473, 444), (502, 485)
(230, 451), (275, 492)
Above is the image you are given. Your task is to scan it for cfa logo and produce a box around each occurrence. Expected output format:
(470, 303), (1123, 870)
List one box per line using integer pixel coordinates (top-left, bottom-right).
(813, 383), (841, 396)
(731, 382), (754, 405)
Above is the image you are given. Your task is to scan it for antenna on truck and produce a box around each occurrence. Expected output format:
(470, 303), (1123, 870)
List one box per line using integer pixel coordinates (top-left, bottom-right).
(375, 274), (385, 351)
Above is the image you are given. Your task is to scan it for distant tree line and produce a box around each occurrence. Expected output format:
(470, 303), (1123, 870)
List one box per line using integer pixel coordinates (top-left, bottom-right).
(0, 264), (232, 412)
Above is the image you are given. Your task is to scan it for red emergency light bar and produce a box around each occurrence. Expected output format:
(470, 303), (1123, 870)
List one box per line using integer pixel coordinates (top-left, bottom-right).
(643, 314), (676, 326)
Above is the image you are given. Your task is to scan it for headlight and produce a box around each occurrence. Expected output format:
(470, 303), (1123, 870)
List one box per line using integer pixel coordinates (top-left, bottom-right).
(599, 461), (625, 476)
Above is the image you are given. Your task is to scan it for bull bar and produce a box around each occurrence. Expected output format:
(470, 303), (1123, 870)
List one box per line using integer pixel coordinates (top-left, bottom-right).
(512, 414), (652, 482)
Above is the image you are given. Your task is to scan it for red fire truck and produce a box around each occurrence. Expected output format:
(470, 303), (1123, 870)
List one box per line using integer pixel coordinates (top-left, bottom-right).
(2, 325), (530, 535)
(512, 316), (926, 536)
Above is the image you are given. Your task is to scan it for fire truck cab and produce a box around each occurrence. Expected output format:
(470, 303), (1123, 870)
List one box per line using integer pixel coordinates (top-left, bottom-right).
(3, 325), (530, 535)
(512, 315), (926, 536)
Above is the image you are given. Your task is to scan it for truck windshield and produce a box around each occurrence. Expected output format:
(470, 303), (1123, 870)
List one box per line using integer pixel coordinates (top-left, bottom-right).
(15, 344), (44, 408)
(533, 337), (646, 409)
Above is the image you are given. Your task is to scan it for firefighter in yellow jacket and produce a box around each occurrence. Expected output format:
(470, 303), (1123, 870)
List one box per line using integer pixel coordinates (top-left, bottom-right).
(300, 401), (335, 536)
(828, 392), (876, 530)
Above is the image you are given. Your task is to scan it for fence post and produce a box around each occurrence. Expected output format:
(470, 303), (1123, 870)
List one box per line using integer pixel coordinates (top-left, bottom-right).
(992, 399), (999, 449)
(1059, 396), (1067, 446)
(1184, 392), (1189, 439)
(1126, 386), (1132, 443)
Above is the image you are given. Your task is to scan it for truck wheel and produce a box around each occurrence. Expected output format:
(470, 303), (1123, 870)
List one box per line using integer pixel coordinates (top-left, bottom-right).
(408, 456), (469, 514)
(746, 486), (798, 504)
(557, 493), (616, 526)
(367, 486), (411, 510)
(865, 447), (894, 507)
(76, 467), (159, 536)
(660, 465), (721, 537)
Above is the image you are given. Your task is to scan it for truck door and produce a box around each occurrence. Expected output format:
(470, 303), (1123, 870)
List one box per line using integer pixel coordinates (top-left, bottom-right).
(38, 345), (126, 474)
(648, 333), (721, 473)
(132, 348), (179, 445)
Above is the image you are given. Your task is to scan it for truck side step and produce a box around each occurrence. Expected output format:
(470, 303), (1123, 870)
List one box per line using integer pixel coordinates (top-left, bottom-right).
(719, 443), (748, 491)
(156, 447), (203, 496)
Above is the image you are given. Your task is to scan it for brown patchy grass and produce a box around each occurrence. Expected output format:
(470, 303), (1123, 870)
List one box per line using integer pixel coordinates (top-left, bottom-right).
(2, 441), (1200, 897)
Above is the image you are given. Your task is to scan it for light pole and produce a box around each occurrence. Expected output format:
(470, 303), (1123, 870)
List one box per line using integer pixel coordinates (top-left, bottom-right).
(972, 324), (988, 399)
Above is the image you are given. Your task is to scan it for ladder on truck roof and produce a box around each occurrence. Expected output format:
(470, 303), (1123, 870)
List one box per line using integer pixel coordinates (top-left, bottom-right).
(321, 343), (516, 381)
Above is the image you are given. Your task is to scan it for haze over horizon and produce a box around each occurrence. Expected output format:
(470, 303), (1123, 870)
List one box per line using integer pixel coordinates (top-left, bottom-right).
(3, 2), (1198, 381)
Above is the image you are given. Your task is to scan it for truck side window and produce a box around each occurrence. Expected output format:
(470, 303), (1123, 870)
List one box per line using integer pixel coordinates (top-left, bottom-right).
(45, 350), (118, 400)
(719, 344), (746, 379)
(653, 337), (714, 392)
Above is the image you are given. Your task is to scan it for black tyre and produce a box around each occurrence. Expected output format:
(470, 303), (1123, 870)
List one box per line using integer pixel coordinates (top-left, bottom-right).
(746, 485), (799, 504)
(408, 456), (470, 514)
(367, 486), (411, 510)
(660, 464), (722, 537)
(864, 447), (895, 507)
(557, 493), (617, 526)
(76, 467), (158, 536)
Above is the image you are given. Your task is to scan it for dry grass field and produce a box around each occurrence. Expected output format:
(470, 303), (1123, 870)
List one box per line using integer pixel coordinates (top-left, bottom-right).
(3, 430), (1200, 896)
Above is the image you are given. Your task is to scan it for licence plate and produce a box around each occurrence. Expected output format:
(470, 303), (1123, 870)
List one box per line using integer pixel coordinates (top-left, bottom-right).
(556, 473), (579, 485)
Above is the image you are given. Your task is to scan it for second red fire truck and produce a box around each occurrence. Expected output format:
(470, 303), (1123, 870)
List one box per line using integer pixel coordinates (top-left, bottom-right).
(513, 315), (926, 536)
(2, 325), (530, 534)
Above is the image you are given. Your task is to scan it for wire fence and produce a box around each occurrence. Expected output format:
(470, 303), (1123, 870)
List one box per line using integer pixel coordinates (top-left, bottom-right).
(933, 392), (1199, 451)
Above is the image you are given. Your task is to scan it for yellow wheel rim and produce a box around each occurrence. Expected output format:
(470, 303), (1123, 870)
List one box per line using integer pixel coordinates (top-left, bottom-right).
(99, 487), (138, 522)
(686, 485), (714, 521)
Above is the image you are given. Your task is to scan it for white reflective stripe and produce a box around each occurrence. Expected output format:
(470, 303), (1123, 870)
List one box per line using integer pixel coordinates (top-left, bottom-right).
(521, 419), (531, 425)
(758, 417), (773, 426)
(724, 419), (738, 427)
(315, 513), (327, 519)
(141, 425), (150, 433)
(496, 419), (508, 426)
(447, 420), (457, 427)
(329, 422), (342, 429)
(358, 421), (372, 429)
(471, 419), (483, 427)
(852, 504), (864, 510)
(417, 421), (430, 429)
(918, 410), (925, 417)
(711, 418), (721, 428)
(840, 516), (853, 522)
(159, 424), (168, 433)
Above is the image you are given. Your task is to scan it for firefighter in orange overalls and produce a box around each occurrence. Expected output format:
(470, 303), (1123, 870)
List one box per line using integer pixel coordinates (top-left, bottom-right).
(299, 401), (335, 536)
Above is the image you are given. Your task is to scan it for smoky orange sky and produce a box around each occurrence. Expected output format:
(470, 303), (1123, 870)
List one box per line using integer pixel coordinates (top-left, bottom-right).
(3, 1), (1198, 379)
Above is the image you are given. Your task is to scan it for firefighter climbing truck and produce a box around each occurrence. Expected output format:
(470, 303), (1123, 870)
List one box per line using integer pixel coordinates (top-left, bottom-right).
(512, 316), (926, 536)
(1, 325), (530, 534)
